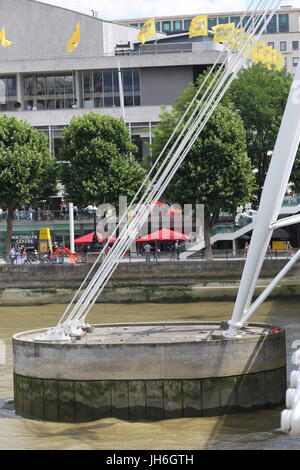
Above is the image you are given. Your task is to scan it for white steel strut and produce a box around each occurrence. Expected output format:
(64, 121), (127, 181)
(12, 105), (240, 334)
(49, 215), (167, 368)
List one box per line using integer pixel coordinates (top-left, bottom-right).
(36, 0), (282, 342)
(224, 59), (300, 338)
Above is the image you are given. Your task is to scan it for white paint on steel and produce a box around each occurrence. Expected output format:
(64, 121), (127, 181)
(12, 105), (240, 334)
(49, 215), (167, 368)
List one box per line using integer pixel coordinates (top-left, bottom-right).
(225, 58), (300, 338)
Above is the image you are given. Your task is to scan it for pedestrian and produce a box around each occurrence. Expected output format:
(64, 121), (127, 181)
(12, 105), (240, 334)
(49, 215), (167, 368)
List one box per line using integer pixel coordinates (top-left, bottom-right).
(175, 240), (180, 260)
(170, 243), (176, 261)
(9, 246), (16, 265)
(143, 243), (152, 262)
(243, 241), (249, 258)
(288, 242), (294, 257)
(266, 244), (272, 259)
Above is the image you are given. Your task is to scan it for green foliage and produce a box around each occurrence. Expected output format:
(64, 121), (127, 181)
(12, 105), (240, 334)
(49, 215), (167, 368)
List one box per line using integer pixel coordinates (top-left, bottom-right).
(0, 115), (58, 209)
(227, 63), (294, 193)
(151, 83), (256, 222)
(60, 113), (146, 206)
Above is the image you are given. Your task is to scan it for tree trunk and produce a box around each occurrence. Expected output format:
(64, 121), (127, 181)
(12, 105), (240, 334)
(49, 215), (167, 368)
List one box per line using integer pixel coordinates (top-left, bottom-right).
(204, 214), (213, 260)
(5, 206), (14, 262)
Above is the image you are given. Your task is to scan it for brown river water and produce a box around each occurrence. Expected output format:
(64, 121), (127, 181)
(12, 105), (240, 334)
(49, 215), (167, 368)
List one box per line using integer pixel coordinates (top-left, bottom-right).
(0, 300), (300, 450)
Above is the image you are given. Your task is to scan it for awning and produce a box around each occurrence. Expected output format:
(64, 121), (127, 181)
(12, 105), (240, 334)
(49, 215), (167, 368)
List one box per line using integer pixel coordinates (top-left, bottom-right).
(136, 228), (187, 242)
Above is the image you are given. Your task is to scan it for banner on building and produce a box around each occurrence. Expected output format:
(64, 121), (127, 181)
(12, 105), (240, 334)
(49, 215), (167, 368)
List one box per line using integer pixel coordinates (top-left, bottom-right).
(67, 23), (81, 53)
(137, 17), (156, 44)
(212, 23), (235, 43)
(189, 15), (208, 38)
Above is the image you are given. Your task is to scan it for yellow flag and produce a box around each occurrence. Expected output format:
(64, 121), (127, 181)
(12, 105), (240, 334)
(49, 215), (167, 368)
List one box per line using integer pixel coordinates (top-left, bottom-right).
(277, 52), (284, 70)
(250, 41), (266, 63)
(137, 18), (156, 44)
(265, 46), (273, 68)
(189, 15), (208, 38)
(228, 28), (245, 50)
(272, 48), (278, 68)
(67, 23), (80, 53)
(0, 27), (12, 48)
(212, 23), (235, 43)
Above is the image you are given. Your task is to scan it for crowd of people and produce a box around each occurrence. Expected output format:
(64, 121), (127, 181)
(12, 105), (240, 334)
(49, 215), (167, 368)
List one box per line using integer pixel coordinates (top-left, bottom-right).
(141, 240), (183, 262)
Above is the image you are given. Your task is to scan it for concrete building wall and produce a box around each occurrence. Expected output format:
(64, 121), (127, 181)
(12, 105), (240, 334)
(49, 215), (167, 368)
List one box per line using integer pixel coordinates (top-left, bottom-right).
(0, 0), (145, 63)
(140, 66), (193, 106)
(0, 0), (105, 59)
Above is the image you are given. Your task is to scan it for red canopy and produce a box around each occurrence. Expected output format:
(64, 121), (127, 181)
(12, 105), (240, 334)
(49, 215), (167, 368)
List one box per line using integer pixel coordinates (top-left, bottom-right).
(74, 232), (103, 244)
(166, 209), (182, 216)
(75, 232), (117, 244)
(136, 228), (187, 242)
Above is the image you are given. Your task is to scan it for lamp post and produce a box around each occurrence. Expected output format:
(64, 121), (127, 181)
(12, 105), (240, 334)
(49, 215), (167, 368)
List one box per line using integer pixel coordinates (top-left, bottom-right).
(90, 207), (101, 252)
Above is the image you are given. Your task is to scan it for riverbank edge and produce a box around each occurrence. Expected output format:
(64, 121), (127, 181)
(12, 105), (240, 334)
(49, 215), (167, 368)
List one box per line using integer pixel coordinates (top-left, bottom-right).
(1, 260), (299, 305)
(0, 279), (299, 305)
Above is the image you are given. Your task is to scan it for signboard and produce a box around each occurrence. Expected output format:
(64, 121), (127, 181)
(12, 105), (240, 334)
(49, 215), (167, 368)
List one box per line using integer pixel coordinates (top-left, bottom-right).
(12, 234), (38, 244)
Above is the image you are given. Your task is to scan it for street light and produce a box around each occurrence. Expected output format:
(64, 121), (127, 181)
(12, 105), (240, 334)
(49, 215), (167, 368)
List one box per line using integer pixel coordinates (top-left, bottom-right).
(90, 207), (101, 252)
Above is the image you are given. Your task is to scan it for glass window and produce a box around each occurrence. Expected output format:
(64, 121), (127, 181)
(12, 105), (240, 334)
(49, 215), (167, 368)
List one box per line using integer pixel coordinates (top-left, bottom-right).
(173, 20), (182, 31)
(0, 75), (17, 111)
(83, 71), (93, 93)
(218, 17), (229, 24)
(122, 69), (133, 92)
(24, 73), (75, 110)
(268, 42), (275, 48)
(80, 68), (140, 109)
(266, 15), (277, 33)
(46, 76), (55, 95)
(155, 22), (161, 32)
(208, 18), (217, 29)
(280, 41), (287, 51)
(162, 21), (171, 32)
(103, 70), (113, 93)
(65, 75), (74, 94)
(93, 71), (102, 93)
(242, 16), (251, 30)
(7, 77), (16, 97)
(230, 16), (240, 27)
(36, 76), (45, 95)
(133, 69), (140, 91)
(55, 76), (65, 95)
(184, 20), (191, 31)
(279, 14), (289, 33)
(293, 57), (299, 67)
(293, 41), (299, 51)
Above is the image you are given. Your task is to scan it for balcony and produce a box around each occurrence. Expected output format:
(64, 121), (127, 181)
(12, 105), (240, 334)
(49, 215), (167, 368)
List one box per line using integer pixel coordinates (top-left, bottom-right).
(0, 209), (94, 225)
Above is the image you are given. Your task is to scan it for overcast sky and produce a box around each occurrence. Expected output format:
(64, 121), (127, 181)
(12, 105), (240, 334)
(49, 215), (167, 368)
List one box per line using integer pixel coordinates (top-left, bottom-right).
(37, 0), (300, 21)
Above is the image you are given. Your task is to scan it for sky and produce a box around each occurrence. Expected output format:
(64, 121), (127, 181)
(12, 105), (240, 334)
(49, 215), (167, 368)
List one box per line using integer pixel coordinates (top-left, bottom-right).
(36, 0), (300, 21)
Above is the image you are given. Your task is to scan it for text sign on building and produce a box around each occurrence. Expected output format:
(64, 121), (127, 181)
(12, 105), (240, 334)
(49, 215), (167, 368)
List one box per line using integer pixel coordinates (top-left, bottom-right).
(12, 234), (38, 244)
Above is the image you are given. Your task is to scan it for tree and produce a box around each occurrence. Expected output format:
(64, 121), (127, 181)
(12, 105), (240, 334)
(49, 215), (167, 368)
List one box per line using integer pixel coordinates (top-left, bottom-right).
(152, 91), (256, 254)
(60, 113), (146, 207)
(0, 115), (58, 257)
(227, 62), (293, 198)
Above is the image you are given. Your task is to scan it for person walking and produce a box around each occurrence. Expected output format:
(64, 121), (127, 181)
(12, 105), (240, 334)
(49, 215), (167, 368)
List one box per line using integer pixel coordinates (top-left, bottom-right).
(144, 243), (152, 262)
(9, 246), (16, 265)
(175, 240), (180, 260)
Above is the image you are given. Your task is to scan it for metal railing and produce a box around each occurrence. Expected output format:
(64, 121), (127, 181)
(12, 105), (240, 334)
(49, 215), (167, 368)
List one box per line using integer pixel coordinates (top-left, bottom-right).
(0, 209), (94, 223)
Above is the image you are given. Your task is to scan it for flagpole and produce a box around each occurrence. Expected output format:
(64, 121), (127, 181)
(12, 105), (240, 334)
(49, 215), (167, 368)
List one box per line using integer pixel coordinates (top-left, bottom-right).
(118, 62), (126, 121)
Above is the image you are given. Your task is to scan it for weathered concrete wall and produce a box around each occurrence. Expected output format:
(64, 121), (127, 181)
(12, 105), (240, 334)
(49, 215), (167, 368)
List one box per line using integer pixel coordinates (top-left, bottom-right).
(0, 259), (300, 305)
(13, 322), (286, 422)
(0, 259), (298, 287)
(13, 323), (286, 380)
(14, 368), (286, 422)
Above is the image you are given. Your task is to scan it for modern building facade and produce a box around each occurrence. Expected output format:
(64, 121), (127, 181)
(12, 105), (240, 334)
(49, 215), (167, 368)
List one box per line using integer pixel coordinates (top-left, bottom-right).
(0, 0), (225, 253)
(120, 5), (300, 74)
(0, 0), (224, 163)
